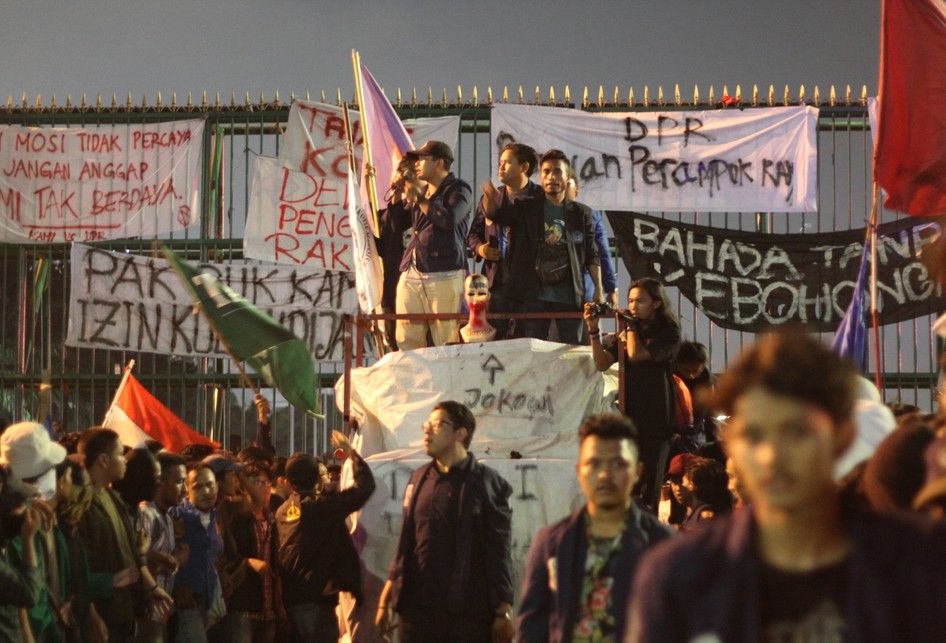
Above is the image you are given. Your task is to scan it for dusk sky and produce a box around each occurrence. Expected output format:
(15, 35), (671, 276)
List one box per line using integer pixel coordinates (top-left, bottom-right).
(0, 1), (880, 104)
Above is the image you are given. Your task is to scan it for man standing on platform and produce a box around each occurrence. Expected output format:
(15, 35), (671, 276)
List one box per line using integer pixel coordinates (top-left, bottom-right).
(482, 149), (602, 343)
(396, 140), (472, 350)
(376, 401), (514, 642)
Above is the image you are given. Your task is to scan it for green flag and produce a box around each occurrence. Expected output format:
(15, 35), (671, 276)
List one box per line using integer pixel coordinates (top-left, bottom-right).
(161, 246), (321, 416)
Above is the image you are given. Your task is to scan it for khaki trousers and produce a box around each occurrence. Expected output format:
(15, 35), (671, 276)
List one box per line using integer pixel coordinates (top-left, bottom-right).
(395, 267), (464, 350)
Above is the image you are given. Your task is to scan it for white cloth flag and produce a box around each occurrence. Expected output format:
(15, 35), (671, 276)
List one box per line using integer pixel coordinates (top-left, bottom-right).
(347, 169), (383, 312)
(490, 103), (818, 213)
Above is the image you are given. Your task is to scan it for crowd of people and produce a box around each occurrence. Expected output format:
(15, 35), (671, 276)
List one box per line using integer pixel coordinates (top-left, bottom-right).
(2, 326), (946, 642)
(2, 141), (946, 641)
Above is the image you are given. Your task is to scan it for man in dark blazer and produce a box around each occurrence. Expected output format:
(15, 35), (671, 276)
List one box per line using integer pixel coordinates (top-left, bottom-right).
(376, 401), (514, 643)
(517, 413), (672, 642)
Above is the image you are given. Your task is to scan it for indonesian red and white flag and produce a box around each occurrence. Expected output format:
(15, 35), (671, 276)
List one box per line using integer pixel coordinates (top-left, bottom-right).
(875, 0), (946, 216)
(104, 373), (218, 452)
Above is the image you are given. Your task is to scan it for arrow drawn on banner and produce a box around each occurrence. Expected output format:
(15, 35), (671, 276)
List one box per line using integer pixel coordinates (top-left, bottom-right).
(482, 354), (505, 385)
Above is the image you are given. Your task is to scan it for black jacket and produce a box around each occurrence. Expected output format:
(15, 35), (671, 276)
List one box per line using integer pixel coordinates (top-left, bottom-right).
(488, 187), (599, 307)
(628, 506), (946, 643)
(275, 452), (376, 606)
(517, 504), (673, 643)
(389, 455), (514, 622)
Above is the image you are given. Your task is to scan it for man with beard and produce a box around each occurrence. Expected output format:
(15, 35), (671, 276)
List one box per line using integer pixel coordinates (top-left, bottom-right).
(518, 414), (672, 642)
(376, 401), (514, 642)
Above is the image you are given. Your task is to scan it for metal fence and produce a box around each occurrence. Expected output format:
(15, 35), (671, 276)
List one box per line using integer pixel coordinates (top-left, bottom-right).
(1, 84), (936, 455)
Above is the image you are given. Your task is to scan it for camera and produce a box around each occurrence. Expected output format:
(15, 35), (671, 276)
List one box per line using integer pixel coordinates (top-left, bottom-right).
(587, 301), (614, 318)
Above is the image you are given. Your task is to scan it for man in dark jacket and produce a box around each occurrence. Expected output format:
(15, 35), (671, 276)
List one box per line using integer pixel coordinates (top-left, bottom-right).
(627, 329), (946, 643)
(395, 140), (472, 350)
(482, 149), (602, 343)
(518, 413), (673, 642)
(376, 401), (515, 643)
(275, 430), (375, 643)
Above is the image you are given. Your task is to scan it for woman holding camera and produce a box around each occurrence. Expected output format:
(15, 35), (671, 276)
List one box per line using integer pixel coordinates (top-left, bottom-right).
(584, 277), (681, 509)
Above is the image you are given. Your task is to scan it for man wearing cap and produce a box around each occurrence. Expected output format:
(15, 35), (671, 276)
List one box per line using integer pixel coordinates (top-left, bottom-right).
(396, 140), (472, 350)
(1, 422), (69, 641)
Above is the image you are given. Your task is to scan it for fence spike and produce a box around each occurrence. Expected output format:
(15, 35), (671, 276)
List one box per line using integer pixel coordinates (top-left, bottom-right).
(457, 84), (463, 105)
(170, 92), (177, 109)
(534, 85), (541, 104)
(782, 85), (790, 106)
(80, 93), (88, 109)
(517, 85), (524, 104)
(50, 94), (57, 110)
(229, 91), (236, 107)
(845, 84), (852, 105)
(215, 92), (222, 108)
(582, 86), (589, 108)
(140, 93), (148, 109)
(396, 87), (402, 107)
(708, 85), (715, 105)
(722, 85), (730, 100)
(472, 85), (479, 106)
(768, 85), (775, 106)
(289, 91), (296, 102)
(798, 84), (806, 104)
(487, 86), (494, 104)
(20, 92), (28, 109)
(411, 86), (417, 106)
(642, 85), (649, 107)
(274, 90), (280, 106)
(34, 94), (43, 110)
(597, 85), (605, 108)
(501, 85), (508, 103)
(829, 85), (836, 107)
(628, 86), (634, 107)
(692, 84), (699, 106)
(258, 91), (264, 108)
(861, 85), (868, 106)
(674, 83), (681, 106)
(319, 90), (325, 103)
(751, 84), (758, 106)
(99, 94), (107, 111)
(5, 96), (12, 111)
(126, 92), (133, 109)
(812, 85), (820, 106)
(156, 91), (163, 107)
(65, 94), (73, 109)
(735, 84), (742, 101)
(613, 85), (620, 106)
(657, 85), (665, 106)
(441, 87), (448, 107)
(243, 91), (251, 107)
(549, 85), (556, 105)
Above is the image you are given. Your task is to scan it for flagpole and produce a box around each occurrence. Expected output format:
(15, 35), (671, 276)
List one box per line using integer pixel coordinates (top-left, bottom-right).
(868, 182), (883, 394)
(102, 359), (136, 426)
(194, 300), (261, 397)
(351, 49), (381, 234)
(343, 102), (390, 355)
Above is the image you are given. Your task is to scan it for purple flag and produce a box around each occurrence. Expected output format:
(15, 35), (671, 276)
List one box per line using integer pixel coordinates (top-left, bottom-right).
(832, 238), (869, 371)
(357, 61), (414, 213)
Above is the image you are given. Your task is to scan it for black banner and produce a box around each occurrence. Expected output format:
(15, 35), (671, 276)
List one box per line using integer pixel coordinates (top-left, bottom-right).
(607, 211), (946, 332)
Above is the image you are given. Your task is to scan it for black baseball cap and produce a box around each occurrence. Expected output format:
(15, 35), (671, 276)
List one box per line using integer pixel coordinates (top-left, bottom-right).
(406, 140), (454, 165)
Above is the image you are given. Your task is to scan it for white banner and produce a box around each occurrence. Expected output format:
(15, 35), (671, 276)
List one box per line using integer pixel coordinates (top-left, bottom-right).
(0, 120), (203, 243)
(244, 155), (354, 269)
(491, 103), (818, 213)
(280, 100), (459, 181)
(336, 338), (615, 458)
(245, 102), (459, 268)
(66, 243), (357, 361)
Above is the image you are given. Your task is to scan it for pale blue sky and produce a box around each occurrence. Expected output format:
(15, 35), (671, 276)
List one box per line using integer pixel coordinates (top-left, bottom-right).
(0, 0), (879, 102)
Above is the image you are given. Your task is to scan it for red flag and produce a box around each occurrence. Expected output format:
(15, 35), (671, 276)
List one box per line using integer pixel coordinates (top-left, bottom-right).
(104, 373), (218, 452)
(875, 0), (946, 216)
